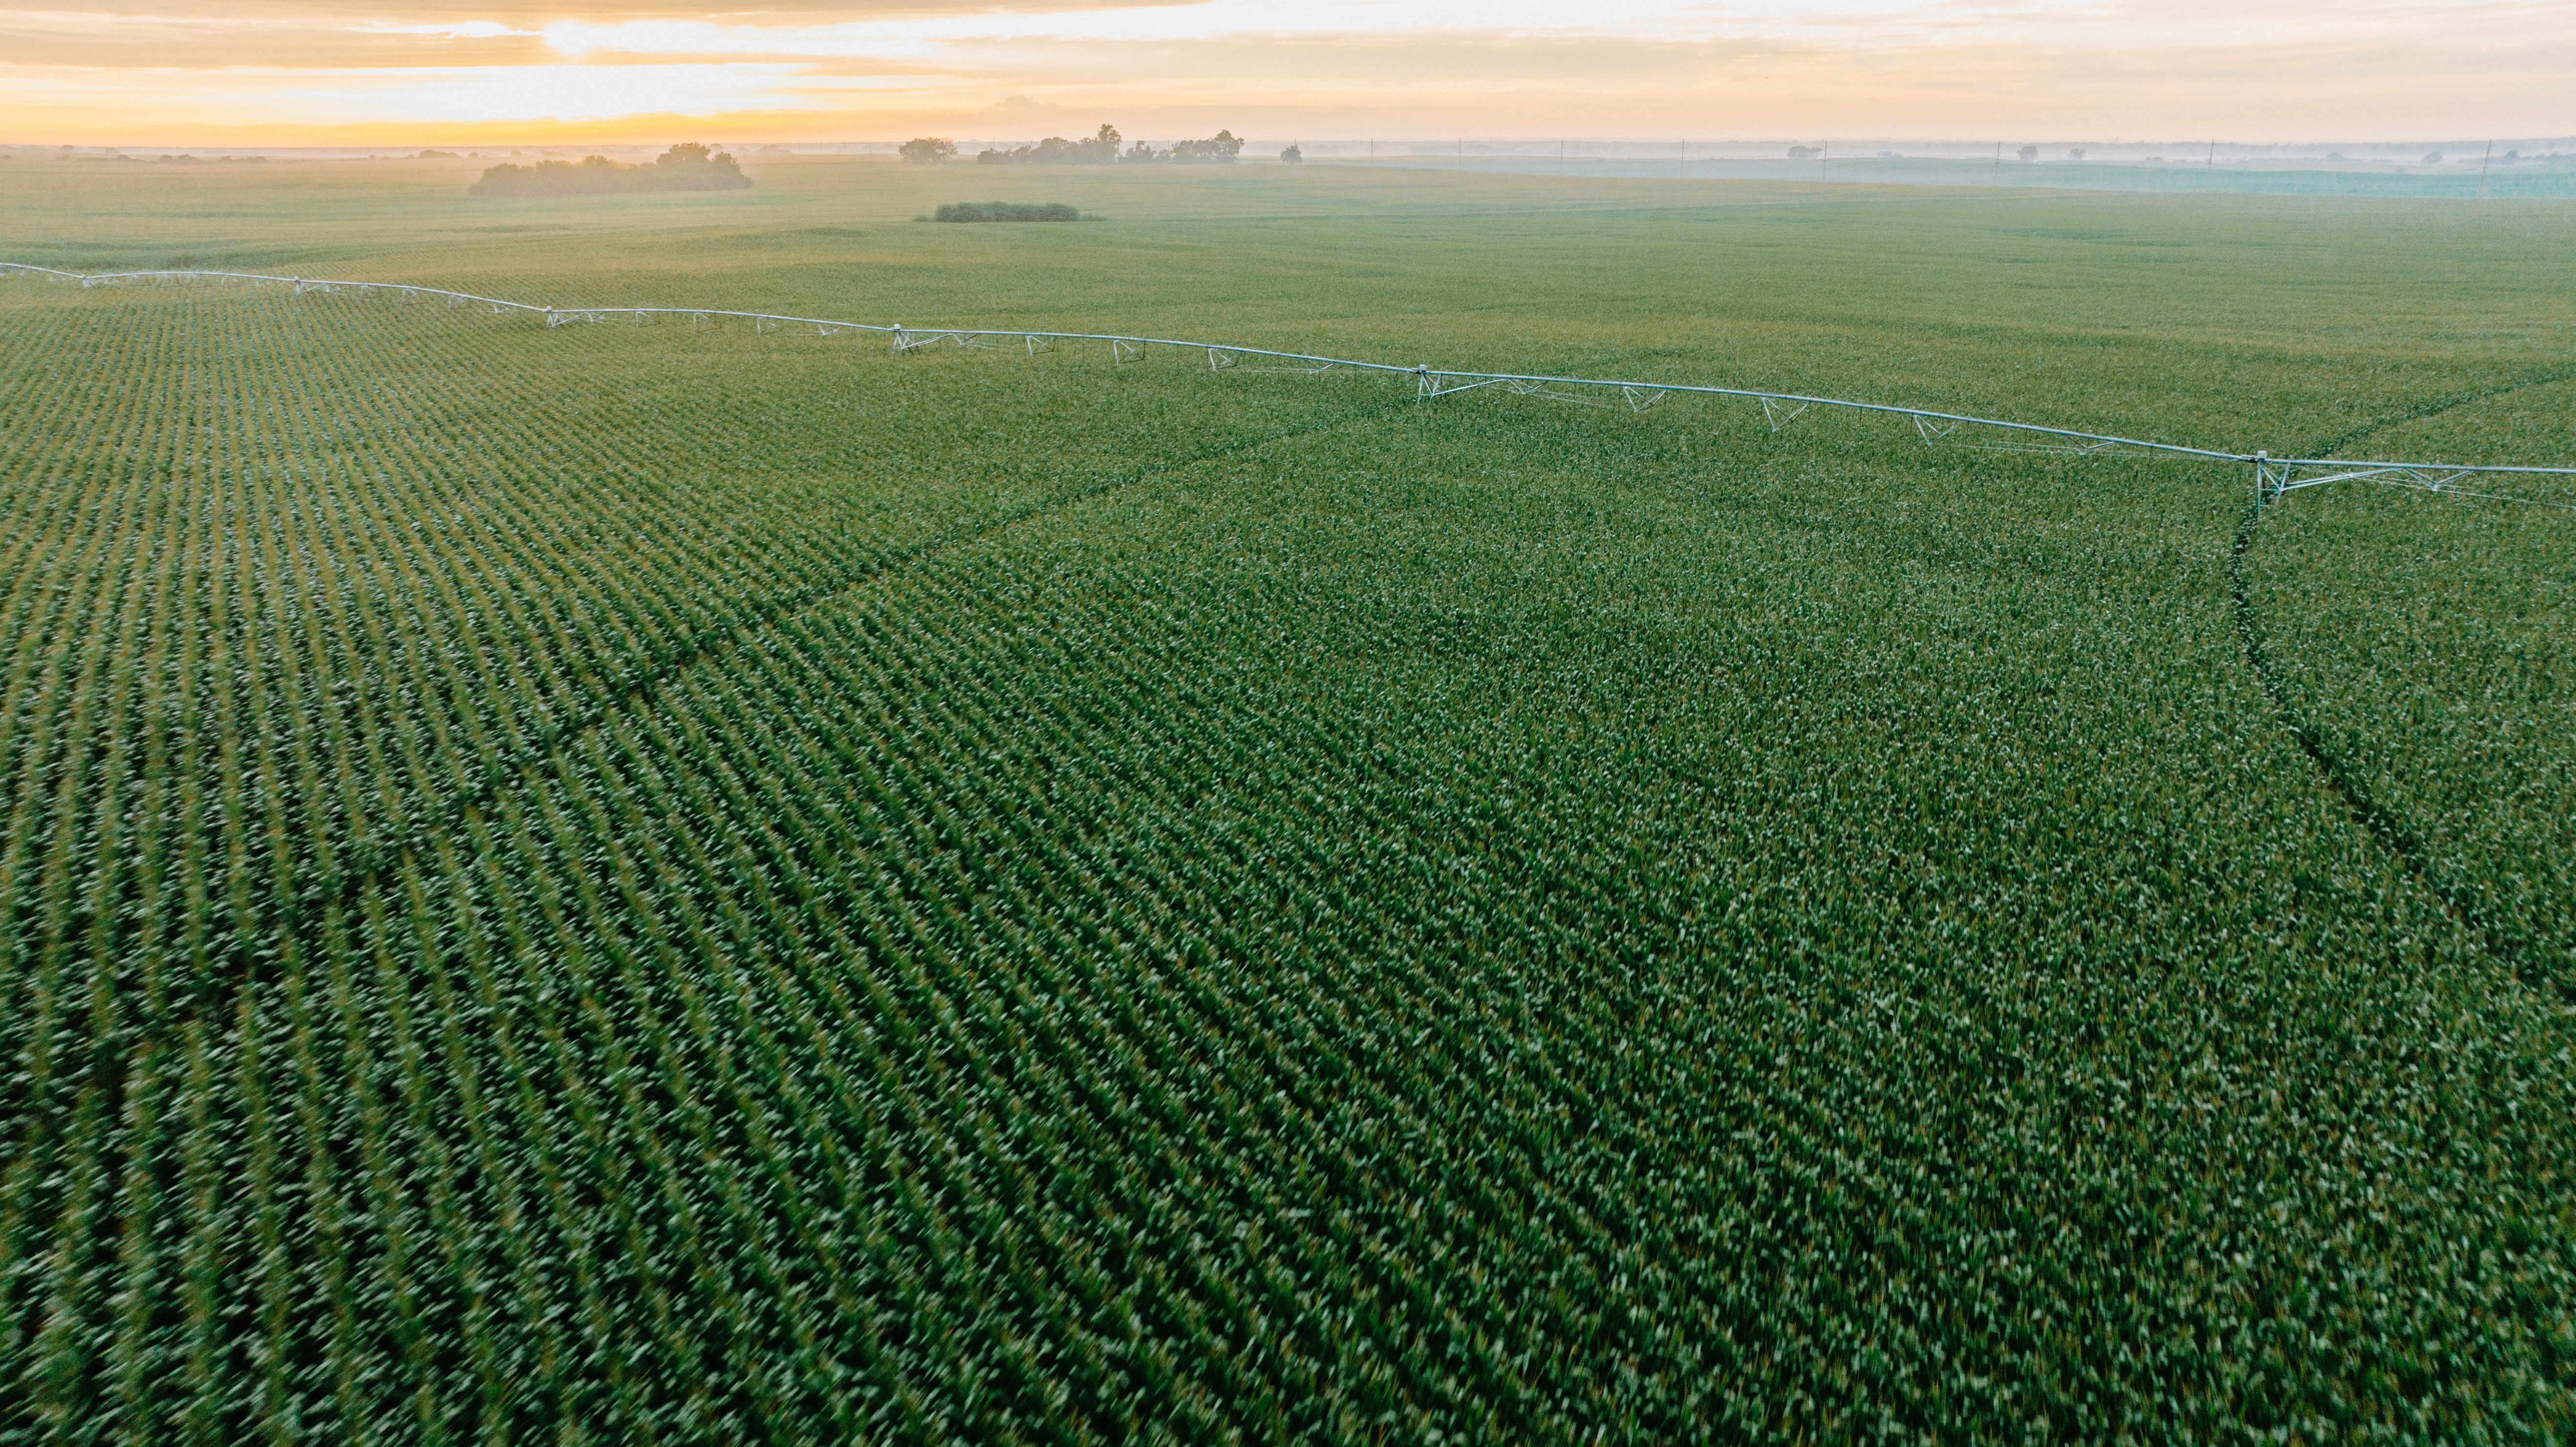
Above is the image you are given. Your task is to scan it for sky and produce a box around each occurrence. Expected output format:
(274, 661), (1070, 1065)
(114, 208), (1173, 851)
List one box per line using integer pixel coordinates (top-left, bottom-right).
(5, 0), (2570, 147)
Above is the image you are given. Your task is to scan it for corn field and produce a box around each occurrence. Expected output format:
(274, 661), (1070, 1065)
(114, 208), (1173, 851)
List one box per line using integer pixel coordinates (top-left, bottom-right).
(3, 228), (2572, 1444)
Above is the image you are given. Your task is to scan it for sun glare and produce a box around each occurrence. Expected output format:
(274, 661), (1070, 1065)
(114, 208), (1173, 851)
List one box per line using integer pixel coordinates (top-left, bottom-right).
(0, 0), (2566, 151)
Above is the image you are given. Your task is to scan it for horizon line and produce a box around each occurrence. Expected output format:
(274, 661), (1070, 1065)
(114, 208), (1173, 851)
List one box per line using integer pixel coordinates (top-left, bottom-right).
(18, 133), (2576, 151)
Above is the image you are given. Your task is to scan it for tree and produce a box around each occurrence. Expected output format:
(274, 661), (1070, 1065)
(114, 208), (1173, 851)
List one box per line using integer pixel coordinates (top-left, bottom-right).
(1166, 129), (1243, 164)
(1787, 145), (1820, 160)
(1280, 144), (1303, 165)
(899, 137), (957, 165)
(471, 144), (749, 196)
(2065, 147), (2085, 161)
(2017, 145), (2039, 162)
(979, 125), (1122, 166)
(2423, 151), (2443, 164)
(975, 124), (1243, 167)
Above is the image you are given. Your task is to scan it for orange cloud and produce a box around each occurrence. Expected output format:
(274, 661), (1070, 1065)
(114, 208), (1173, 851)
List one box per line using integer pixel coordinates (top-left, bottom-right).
(4, 0), (2571, 146)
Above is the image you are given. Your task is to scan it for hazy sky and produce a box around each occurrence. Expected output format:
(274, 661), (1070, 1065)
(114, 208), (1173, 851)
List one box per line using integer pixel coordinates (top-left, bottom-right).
(6, 0), (2570, 146)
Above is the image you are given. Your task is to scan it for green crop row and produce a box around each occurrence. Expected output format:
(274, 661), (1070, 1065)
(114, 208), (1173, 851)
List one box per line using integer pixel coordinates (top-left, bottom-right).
(3, 166), (2573, 1442)
(2243, 450), (2576, 992)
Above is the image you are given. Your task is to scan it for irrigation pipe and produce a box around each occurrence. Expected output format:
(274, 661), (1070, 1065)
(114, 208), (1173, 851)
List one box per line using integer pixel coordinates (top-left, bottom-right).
(7, 261), (2572, 509)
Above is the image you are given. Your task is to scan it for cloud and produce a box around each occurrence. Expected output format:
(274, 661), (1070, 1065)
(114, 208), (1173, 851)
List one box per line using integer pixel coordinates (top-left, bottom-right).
(2, 0), (2570, 143)
(359, 19), (533, 36)
(14, 0), (1207, 23)
(0, 14), (556, 67)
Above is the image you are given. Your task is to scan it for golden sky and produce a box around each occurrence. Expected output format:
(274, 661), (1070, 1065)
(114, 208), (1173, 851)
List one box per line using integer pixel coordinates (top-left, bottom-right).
(6, 0), (2571, 146)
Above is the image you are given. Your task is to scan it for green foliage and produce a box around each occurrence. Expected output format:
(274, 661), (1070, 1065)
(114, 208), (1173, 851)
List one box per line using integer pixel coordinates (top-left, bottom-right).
(977, 124), (1243, 166)
(899, 137), (957, 166)
(0, 158), (2571, 1442)
(470, 142), (751, 197)
(2245, 454), (2576, 995)
(980, 125), (1123, 166)
(933, 201), (1081, 222)
(1162, 129), (1245, 164)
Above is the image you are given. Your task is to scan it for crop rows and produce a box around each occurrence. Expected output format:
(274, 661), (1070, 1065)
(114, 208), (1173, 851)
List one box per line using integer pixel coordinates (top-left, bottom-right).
(0, 284), (1381, 1439)
(2243, 458), (2576, 995)
(4, 277), (2573, 1443)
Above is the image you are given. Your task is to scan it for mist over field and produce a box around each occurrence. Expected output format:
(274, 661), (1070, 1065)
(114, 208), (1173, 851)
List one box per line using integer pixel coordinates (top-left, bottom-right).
(3, 148), (2571, 1441)
(17, 137), (2576, 203)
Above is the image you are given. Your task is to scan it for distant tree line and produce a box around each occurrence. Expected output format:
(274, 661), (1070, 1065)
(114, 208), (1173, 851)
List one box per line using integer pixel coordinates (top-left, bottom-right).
(1786, 144), (2065, 164)
(897, 126), (1246, 166)
(1155, 130), (1246, 164)
(470, 143), (751, 197)
(978, 126), (1127, 166)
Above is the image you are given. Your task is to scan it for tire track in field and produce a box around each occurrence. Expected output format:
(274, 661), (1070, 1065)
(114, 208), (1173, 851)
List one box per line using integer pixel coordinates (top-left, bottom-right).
(264, 396), (1412, 992)
(2229, 392), (2569, 999)
(2303, 368), (2576, 461)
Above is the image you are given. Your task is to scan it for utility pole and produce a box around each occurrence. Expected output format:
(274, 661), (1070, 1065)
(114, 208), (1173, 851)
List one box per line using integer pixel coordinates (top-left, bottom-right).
(1679, 138), (1686, 178)
(1994, 140), (2001, 181)
(2479, 138), (2493, 198)
(1820, 139), (1827, 180)
(2207, 138), (2214, 172)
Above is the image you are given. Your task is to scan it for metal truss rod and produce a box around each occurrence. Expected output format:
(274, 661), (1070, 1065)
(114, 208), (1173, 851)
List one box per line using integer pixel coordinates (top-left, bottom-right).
(8, 260), (2571, 495)
(2254, 454), (2576, 512)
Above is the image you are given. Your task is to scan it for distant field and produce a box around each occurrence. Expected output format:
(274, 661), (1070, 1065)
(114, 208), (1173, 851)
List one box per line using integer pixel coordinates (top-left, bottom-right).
(1339, 152), (2576, 199)
(2, 157), (2571, 1442)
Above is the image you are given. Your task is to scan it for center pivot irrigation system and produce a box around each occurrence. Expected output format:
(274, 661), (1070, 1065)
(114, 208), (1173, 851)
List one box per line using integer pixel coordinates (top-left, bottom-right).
(9, 261), (2572, 511)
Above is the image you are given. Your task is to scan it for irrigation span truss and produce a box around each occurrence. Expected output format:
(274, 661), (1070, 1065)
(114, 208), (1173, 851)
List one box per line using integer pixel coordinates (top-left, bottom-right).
(8, 261), (2571, 512)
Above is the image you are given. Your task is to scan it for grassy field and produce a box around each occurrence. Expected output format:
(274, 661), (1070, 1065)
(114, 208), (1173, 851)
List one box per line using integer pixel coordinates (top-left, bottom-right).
(1353, 153), (2576, 200)
(2, 156), (2572, 1442)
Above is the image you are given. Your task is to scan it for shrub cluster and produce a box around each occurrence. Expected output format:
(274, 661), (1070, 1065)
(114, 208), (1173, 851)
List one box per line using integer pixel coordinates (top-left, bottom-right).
(470, 142), (750, 197)
(933, 201), (1081, 222)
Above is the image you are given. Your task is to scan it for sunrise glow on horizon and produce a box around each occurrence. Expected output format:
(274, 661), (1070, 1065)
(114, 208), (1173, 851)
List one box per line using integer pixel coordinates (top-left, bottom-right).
(5, 0), (2570, 148)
